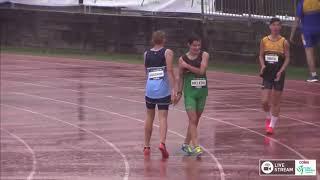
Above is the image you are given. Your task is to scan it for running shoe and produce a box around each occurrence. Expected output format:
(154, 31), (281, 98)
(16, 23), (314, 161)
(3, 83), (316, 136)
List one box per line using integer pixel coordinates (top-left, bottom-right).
(181, 143), (193, 155)
(266, 127), (274, 135)
(159, 143), (169, 159)
(307, 75), (319, 83)
(193, 146), (203, 157)
(143, 147), (151, 156)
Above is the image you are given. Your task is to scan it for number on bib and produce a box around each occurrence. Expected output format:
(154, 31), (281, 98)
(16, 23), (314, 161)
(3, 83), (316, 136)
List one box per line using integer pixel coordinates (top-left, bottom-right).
(191, 79), (207, 88)
(265, 54), (279, 64)
(148, 68), (165, 80)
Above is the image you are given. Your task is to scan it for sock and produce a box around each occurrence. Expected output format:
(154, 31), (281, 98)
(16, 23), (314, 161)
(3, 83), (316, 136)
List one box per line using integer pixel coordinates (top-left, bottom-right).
(266, 112), (271, 119)
(311, 72), (317, 77)
(269, 115), (278, 128)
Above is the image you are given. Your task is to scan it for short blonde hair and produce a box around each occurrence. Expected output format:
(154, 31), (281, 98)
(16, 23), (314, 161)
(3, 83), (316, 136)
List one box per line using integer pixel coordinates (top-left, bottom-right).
(152, 30), (166, 45)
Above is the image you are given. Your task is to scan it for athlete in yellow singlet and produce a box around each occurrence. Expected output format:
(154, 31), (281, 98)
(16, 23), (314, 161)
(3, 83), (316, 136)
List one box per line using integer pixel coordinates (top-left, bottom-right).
(260, 18), (290, 135)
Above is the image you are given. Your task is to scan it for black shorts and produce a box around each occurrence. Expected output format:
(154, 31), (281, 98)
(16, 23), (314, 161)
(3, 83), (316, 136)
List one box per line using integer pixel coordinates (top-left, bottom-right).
(145, 95), (171, 110)
(262, 72), (285, 91)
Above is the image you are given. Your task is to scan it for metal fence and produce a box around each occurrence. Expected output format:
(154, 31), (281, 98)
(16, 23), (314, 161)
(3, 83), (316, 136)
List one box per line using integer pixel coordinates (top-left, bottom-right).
(203, 0), (297, 21)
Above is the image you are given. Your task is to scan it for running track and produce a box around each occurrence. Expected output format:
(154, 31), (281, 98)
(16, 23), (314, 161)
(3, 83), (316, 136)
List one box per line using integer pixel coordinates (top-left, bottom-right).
(1, 53), (319, 180)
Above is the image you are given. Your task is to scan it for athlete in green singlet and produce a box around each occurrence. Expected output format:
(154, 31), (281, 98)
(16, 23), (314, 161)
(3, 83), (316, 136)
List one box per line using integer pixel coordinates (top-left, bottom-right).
(176, 35), (209, 156)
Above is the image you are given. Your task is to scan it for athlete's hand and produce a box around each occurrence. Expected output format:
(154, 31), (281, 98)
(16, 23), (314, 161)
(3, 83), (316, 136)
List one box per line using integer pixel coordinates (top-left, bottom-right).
(171, 95), (177, 106)
(175, 92), (182, 105)
(171, 89), (177, 105)
(275, 71), (282, 82)
(260, 65), (266, 77)
(179, 59), (189, 69)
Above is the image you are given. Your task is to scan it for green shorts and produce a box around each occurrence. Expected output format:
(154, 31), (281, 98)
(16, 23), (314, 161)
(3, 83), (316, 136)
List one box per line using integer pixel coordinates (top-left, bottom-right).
(184, 95), (207, 112)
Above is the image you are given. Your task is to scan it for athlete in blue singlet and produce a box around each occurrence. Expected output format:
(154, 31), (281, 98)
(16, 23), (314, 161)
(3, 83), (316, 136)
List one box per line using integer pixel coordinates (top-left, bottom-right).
(143, 31), (176, 159)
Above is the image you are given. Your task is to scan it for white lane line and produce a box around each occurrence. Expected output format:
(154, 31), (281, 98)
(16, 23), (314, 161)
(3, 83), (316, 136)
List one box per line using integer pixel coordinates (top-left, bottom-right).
(0, 128), (37, 180)
(2, 72), (144, 92)
(1, 104), (130, 180)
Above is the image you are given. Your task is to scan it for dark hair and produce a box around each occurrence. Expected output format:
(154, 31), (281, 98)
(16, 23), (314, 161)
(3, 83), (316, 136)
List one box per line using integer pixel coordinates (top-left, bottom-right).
(187, 34), (201, 44)
(270, 17), (281, 25)
(152, 30), (166, 45)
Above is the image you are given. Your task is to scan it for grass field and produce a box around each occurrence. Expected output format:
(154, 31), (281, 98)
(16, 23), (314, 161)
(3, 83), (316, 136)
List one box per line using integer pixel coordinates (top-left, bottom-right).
(2, 46), (317, 80)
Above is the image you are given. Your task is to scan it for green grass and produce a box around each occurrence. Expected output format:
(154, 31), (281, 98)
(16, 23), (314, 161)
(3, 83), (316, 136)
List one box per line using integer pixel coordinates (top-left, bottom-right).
(2, 46), (143, 64)
(2, 46), (316, 80)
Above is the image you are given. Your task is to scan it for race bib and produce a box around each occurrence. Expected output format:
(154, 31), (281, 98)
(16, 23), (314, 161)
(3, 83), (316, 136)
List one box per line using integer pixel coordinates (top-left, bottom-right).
(148, 68), (165, 80)
(191, 78), (207, 88)
(265, 54), (279, 64)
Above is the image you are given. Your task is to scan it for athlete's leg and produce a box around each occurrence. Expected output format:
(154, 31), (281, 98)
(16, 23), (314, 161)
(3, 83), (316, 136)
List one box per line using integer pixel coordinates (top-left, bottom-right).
(184, 111), (202, 145)
(184, 124), (192, 145)
(262, 89), (272, 117)
(267, 72), (285, 134)
(191, 96), (207, 155)
(158, 109), (168, 144)
(185, 110), (199, 147)
(302, 33), (319, 82)
(184, 96), (197, 145)
(187, 96), (206, 145)
(186, 110), (204, 156)
(144, 103), (156, 148)
(270, 90), (282, 128)
(262, 80), (272, 130)
(158, 104), (170, 158)
(195, 95), (207, 125)
(305, 47), (317, 73)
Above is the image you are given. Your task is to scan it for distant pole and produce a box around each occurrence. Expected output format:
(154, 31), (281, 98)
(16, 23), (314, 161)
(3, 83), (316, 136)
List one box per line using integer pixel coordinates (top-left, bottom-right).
(221, 0), (223, 12)
(201, 0), (204, 15)
(293, 0), (297, 16)
(247, 0), (252, 26)
(141, 0), (145, 6)
(201, 0), (208, 51)
(248, 0), (251, 20)
(79, 0), (83, 14)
